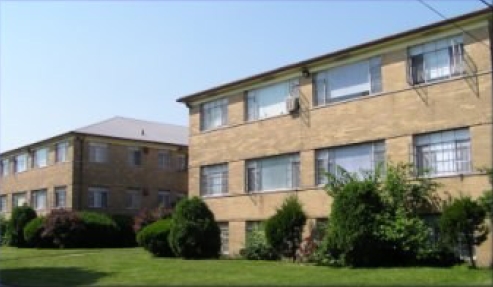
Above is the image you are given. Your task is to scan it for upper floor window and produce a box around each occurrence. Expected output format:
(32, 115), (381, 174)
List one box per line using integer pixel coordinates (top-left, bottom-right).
(125, 189), (141, 209)
(14, 154), (28, 173)
(55, 186), (67, 208)
(88, 187), (108, 208)
(0, 195), (6, 213)
(55, 142), (68, 163)
(1, 159), (9, 176)
(314, 57), (382, 106)
(201, 98), (228, 131)
(201, 164), (228, 196)
(158, 190), (171, 208)
(128, 147), (142, 167)
(175, 154), (187, 171)
(316, 141), (385, 185)
(33, 148), (48, 168)
(31, 189), (47, 210)
(247, 153), (300, 193)
(408, 35), (463, 85)
(12, 192), (26, 208)
(89, 143), (108, 163)
(246, 79), (299, 121)
(158, 150), (172, 169)
(414, 128), (471, 176)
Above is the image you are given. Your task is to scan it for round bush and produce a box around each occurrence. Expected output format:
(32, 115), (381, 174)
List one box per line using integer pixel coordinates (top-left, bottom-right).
(169, 197), (221, 259)
(112, 214), (137, 247)
(24, 217), (52, 248)
(9, 206), (37, 247)
(0, 216), (10, 245)
(240, 230), (279, 261)
(42, 209), (85, 248)
(80, 211), (119, 248)
(137, 219), (174, 257)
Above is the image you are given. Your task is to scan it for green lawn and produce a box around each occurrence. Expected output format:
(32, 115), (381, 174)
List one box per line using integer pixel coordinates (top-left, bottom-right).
(0, 247), (491, 286)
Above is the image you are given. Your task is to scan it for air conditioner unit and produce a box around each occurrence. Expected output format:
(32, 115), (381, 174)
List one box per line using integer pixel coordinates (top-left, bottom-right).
(286, 97), (300, 113)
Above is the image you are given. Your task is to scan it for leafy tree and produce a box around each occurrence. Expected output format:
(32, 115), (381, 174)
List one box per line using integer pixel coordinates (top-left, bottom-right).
(439, 196), (488, 268)
(169, 197), (221, 259)
(264, 196), (307, 261)
(8, 206), (37, 247)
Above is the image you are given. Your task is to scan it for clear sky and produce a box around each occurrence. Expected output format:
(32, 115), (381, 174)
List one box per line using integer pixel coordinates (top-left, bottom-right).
(0, 0), (488, 152)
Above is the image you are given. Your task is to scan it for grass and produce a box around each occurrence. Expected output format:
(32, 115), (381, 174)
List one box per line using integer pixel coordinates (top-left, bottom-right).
(0, 247), (491, 286)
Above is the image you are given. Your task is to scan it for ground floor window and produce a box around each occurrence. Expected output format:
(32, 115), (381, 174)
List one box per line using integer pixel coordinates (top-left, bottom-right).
(88, 187), (108, 208)
(55, 186), (66, 208)
(0, 195), (6, 212)
(12, 192), (26, 208)
(219, 222), (229, 255)
(31, 189), (47, 210)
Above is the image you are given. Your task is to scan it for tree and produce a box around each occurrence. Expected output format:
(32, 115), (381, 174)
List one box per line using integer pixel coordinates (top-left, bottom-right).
(264, 196), (307, 261)
(440, 196), (488, 268)
(168, 197), (221, 259)
(8, 206), (37, 247)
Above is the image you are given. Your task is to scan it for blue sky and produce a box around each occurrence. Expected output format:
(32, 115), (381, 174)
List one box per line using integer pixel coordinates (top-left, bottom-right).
(0, 0), (487, 152)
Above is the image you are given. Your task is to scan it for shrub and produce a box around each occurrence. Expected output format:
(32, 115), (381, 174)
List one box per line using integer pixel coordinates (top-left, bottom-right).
(440, 196), (488, 268)
(137, 219), (174, 257)
(79, 211), (118, 248)
(0, 216), (10, 245)
(240, 230), (278, 261)
(8, 206), (37, 247)
(23, 217), (52, 248)
(112, 214), (137, 247)
(265, 196), (306, 261)
(42, 209), (85, 248)
(133, 206), (173, 233)
(169, 197), (221, 259)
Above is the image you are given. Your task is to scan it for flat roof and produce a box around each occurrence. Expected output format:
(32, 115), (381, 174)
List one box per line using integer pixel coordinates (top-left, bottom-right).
(177, 8), (491, 104)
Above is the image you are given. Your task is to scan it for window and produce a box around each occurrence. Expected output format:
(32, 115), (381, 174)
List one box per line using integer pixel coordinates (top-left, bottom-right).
(422, 214), (441, 248)
(247, 153), (300, 192)
(201, 98), (228, 131)
(55, 186), (67, 208)
(12, 192), (26, 208)
(175, 154), (187, 171)
(89, 143), (108, 163)
(157, 191), (171, 208)
(316, 141), (385, 185)
(314, 57), (381, 106)
(125, 189), (141, 209)
(408, 35), (463, 85)
(128, 147), (142, 167)
(247, 79), (299, 121)
(0, 196), (6, 212)
(31, 189), (47, 210)
(219, 222), (229, 255)
(88, 187), (108, 208)
(200, 164), (228, 196)
(33, 148), (48, 168)
(312, 218), (328, 243)
(414, 129), (471, 176)
(14, 154), (28, 173)
(158, 150), (172, 169)
(56, 142), (68, 163)
(1, 158), (9, 176)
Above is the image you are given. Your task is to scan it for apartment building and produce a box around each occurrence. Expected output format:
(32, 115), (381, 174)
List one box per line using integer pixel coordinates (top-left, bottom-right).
(178, 9), (493, 266)
(0, 117), (188, 217)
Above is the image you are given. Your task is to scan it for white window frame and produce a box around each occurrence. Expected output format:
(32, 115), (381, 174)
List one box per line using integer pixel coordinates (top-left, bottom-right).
(33, 148), (48, 168)
(89, 143), (109, 163)
(313, 56), (381, 106)
(219, 222), (229, 255)
(88, 187), (109, 208)
(0, 195), (7, 213)
(55, 142), (68, 163)
(200, 164), (228, 196)
(128, 147), (142, 167)
(201, 98), (228, 131)
(1, 158), (9, 177)
(125, 189), (141, 210)
(316, 141), (385, 185)
(414, 128), (471, 177)
(12, 192), (27, 208)
(246, 79), (299, 121)
(157, 190), (171, 209)
(158, 150), (172, 169)
(14, 153), (28, 173)
(54, 186), (67, 208)
(31, 189), (47, 210)
(175, 154), (187, 171)
(246, 153), (300, 193)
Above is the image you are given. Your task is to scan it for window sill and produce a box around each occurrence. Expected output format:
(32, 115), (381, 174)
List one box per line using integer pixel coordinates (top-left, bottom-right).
(200, 124), (229, 134)
(417, 171), (483, 180)
(201, 193), (229, 198)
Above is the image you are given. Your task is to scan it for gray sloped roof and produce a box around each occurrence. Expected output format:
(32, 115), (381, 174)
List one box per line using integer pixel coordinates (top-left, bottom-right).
(75, 116), (188, 146)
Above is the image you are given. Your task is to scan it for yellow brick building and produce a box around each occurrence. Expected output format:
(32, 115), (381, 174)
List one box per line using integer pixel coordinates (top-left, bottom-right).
(178, 9), (493, 266)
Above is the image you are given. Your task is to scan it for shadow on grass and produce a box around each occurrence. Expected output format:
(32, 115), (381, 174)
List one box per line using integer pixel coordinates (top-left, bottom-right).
(0, 267), (110, 287)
